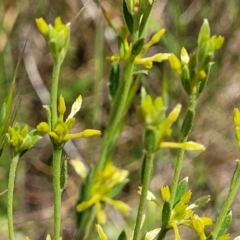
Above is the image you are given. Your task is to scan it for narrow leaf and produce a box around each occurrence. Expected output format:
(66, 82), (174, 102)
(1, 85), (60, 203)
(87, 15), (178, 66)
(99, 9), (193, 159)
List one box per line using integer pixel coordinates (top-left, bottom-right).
(216, 211), (232, 238)
(118, 230), (128, 240)
(173, 177), (188, 206)
(108, 62), (120, 101)
(123, 0), (133, 34)
(181, 109), (195, 138)
(162, 201), (171, 226)
(132, 38), (145, 58)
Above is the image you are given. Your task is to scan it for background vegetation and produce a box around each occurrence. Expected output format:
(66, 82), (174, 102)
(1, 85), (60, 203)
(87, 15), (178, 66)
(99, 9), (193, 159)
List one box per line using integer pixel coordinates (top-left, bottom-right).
(0, 0), (240, 239)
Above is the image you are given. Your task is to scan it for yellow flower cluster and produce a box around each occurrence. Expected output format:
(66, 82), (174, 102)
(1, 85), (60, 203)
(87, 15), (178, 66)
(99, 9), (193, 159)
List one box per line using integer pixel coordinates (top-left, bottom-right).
(76, 162), (130, 224)
(108, 27), (170, 70)
(37, 95), (101, 145)
(35, 17), (70, 62)
(143, 184), (213, 240)
(6, 123), (41, 156)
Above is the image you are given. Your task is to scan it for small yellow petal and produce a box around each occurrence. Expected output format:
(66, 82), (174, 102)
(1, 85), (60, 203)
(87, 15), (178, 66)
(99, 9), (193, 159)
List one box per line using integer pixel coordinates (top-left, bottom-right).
(96, 224), (108, 240)
(70, 158), (88, 179)
(96, 201), (106, 224)
(167, 104), (182, 123)
(46, 235), (51, 240)
(159, 141), (205, 152)
(138, 186), (156, 201)
(35, 18), (50, 37)
(37, 122), (49, 133)
(151, 53), (171, 62)
(67, 95), (82, 120)
(160, 186), (171, 201)
(200, 217), (213, 226)
(144, 228), (161, 240)
(169, 54), (181, 75)
(144, 29), (166, 50)
(180, 47), (189, 64)
(233, 108), (240, 127)
(103, 197), (131, 215)
(76, 198), (96, 212)
(58, 95), (66, 118)
(24, 237), (31, 240)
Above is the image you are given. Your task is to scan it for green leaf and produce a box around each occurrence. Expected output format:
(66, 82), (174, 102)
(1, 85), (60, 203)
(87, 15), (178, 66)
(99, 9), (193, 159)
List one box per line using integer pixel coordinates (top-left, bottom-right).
(0, 102), (6, 125)
(138, 2), (153, 37)
(162, 200), (171, 227)
(118, 230), (128, 240)
(198, 19), (210, 46)
(210, 36), (224, 51)
(181, 65), (191, 95)
(191, 195), (210, 208)
(216, 211), (232, 238)
(198, 62), (212, 95)
(131, 38), (145, 58)
(173, 177), (188, 206)
(0, 81), (17, 156)
(197, 41), (210, 69)
(108, 62), (120, 101)
(107, 181), (127, 199)
(144, 128), (157, 153)
(117, 36), (125, 57)
(181, 109), (195, 138)
(123, 0), (133, 34)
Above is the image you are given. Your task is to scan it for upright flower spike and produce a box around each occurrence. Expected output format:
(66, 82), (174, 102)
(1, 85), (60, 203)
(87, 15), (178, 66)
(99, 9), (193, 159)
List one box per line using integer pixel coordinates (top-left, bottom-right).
(37, 95), (101, 145)
(36, 17), (70, 63)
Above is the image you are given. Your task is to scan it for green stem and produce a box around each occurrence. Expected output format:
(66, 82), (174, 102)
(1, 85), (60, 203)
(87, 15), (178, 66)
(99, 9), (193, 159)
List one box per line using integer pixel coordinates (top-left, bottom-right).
(7, 153), (20, 240)
(95, 57), (135, 172)
(157, 227), (168, 240)
(53, 147), (63, 240)
(170, 94), (197, 207)
(211, 160), (240, 239)
(94, 17), (140, 171)
(50, 59), (62, 130)
(50, 58), (63, 240)
(133, 152), (154, 240)
(92, 17), (104, 127)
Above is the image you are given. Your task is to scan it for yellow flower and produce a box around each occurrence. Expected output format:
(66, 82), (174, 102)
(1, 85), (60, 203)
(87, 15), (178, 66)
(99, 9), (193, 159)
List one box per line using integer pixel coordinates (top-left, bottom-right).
(143, 183), (212, 240)
(37, 95), (101, 145)
(36, 17), (70, 62)
(6, 123), (41, 156)
(76, 162), (130, 224)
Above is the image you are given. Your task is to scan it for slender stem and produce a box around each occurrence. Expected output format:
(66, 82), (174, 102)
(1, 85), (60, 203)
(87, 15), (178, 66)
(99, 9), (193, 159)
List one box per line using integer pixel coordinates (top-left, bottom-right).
(92, 17), (104, 128)
(170, 94), (197, 207)
(7, 153), (20, 240)
(50, 58), (63, 240)
(96, 57), (135, 172)
(53, 147), (63, 240)
(169, 144), (187, 206)
(211, 160), (240, 239)
(50, 59), (62, 130)
(133, 152), (154, 240)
